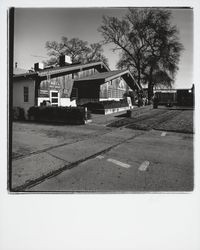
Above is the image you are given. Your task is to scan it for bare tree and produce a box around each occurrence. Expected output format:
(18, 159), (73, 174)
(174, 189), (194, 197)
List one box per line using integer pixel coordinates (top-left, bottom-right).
(44, 37), (108, 66)
(98, 8), (184, 99)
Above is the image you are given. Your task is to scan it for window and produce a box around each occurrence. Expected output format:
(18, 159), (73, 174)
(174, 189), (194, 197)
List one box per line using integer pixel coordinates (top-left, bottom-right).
(50, 91), (59, 106)
(51, 92), (58, 97)
(51, 98), (58, 103)
(24, 87), (29, 102)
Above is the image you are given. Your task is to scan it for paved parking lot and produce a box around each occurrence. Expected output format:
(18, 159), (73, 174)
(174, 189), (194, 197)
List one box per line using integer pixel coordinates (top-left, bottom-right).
(11, 106), (194, 192)
(12, 121), (112, 159)
(28, 129), (193, 192)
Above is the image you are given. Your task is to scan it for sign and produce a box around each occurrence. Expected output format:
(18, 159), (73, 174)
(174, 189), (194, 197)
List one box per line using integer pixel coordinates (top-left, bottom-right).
(39, 89), (49, 97)
(49, 81), (61, 89)
(127, 97), (132, 107)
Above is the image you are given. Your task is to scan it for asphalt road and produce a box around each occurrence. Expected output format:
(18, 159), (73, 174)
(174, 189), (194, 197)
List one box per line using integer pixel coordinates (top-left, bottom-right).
(27, 129), (193, 192)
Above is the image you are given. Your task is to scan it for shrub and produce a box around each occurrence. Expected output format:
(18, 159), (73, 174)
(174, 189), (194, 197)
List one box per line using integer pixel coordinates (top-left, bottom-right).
(28, 106), (88, 124)
(13, 107), (25, 121)
(82, 99), (128, 112)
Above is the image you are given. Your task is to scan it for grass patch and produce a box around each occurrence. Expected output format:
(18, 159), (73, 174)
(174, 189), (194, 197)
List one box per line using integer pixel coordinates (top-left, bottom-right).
(107, 108), (193, 133)
(155, 110), (194, 133)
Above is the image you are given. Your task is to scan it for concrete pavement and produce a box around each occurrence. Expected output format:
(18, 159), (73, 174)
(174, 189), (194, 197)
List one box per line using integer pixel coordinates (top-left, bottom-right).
(26, 129), (193, 192)
(12, 122), (112, 159)
(11, 106), (193, 192)
(12, 127), (143, 191)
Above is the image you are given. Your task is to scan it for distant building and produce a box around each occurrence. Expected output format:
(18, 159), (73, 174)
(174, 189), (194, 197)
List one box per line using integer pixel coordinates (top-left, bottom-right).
(153, 86), (194, 106)
(12, 56), (142, 117)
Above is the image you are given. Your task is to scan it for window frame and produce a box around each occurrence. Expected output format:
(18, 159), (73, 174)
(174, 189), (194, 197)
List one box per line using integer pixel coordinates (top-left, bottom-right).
(24, 86), (29, 103)
(50, 90), (59, 106)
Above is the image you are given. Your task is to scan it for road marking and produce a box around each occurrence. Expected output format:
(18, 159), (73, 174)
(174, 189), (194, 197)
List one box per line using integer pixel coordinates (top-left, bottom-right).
(96, 155), (105, 159)
(161, 132), (167, 136)
(107, 158), (131, 168)
(138, 161), (150, 171)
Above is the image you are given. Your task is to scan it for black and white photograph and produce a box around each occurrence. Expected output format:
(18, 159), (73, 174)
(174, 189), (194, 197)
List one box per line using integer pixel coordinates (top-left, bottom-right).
(9, 7), (194, 192)
(1, 1), (200, 250)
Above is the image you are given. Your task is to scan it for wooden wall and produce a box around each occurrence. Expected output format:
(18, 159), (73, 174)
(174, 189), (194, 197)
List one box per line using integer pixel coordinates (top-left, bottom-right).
(38, 67), (98, 99)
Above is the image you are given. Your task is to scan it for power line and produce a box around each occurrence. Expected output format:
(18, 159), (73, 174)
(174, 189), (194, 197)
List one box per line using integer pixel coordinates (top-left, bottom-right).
(31, 55), (48, 59)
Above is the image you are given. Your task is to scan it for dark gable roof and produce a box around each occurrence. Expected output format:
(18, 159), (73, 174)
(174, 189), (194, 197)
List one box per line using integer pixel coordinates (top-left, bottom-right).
(13, 61), (109, 80)
(37, 61), (110, 77)
(74, 69), (141, 91)
(74, 70), (125, 82)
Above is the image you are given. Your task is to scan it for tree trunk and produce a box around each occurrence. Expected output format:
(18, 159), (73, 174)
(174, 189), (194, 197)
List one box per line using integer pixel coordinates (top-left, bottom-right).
(138, 71), (141, 88)
(148, 83), (154, 100)
(148, 67), (154, 100)
(137, 59), (141, 88)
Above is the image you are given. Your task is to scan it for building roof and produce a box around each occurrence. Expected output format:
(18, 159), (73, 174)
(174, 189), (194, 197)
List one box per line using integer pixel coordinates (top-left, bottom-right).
(12, 61), (142, 91)
(13, 67), (29, 75)
(13, 67), (37, 79)
(74, 70), (124, 82)
(74, 69), (141, 91)
(37, 61), (110, 77)
(13, 61), (109, 79)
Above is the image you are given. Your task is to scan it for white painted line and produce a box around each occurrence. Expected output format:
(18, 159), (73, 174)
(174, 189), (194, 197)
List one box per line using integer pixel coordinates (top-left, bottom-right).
(138, 161), (150, 171)
(161, 132), (167, 136)
(96, 155), (105, 159)
(107, 158), (131, 168)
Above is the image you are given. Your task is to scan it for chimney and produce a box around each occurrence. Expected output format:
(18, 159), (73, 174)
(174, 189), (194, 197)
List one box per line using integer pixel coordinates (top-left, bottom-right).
(15, 62), (18, 68)
(34, 62), (44, 71)
(59, 55), (72, 67)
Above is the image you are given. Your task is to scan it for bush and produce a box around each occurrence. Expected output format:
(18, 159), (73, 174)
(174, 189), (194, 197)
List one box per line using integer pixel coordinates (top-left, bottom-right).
(82, 99), (128, 112)
(28, 106), (88, 124)
(13, 107), (25, 121)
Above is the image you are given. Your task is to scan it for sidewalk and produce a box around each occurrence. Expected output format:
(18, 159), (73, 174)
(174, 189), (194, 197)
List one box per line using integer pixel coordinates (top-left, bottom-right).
(11, 127), (143, 191)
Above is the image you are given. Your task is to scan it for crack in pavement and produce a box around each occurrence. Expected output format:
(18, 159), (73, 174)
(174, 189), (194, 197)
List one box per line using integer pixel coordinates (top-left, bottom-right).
(12, 129), (113, 161)
(13, 130), (146, 192)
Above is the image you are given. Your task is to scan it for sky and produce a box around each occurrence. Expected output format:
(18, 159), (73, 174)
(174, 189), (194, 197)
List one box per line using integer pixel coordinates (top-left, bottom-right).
(14, 7), (193, 89)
